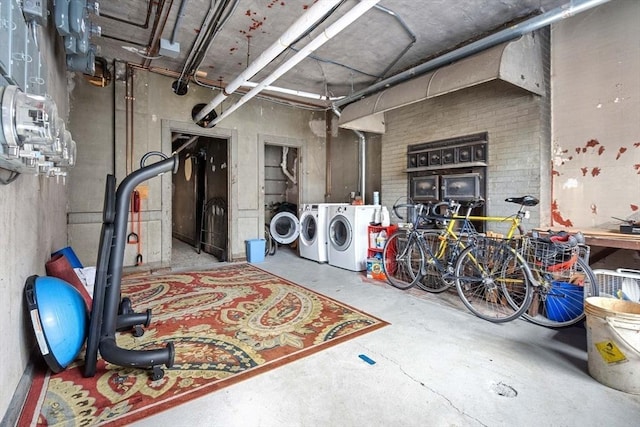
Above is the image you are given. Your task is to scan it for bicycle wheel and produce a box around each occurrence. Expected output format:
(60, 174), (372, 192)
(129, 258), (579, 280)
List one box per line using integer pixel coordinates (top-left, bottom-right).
(382, 230), (424, 290)
(455, 238), (532, 323)
(522, 257), (598, 328)
(264, 224), (277, 256)
(416, 230), (453, 293)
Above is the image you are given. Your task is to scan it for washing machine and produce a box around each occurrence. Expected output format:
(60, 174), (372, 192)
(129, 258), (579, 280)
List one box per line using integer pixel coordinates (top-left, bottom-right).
(270, 203), (347, 262)
(297, 203), (348, 263)
(327, 205), (378, 271)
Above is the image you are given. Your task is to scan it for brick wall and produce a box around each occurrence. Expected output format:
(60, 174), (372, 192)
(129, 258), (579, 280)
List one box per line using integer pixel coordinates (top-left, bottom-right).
(380, 79), (549, 233)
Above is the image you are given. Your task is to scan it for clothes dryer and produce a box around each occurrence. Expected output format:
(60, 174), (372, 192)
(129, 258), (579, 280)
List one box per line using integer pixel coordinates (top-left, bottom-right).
(327, 205), (378, 271)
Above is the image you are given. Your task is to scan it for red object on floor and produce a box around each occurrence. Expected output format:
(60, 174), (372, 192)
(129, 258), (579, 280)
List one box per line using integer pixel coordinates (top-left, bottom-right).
(45, 253), (92, 311)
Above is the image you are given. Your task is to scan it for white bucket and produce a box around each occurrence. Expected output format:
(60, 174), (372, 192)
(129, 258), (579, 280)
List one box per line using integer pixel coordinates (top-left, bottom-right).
(585, 297), (640, 394)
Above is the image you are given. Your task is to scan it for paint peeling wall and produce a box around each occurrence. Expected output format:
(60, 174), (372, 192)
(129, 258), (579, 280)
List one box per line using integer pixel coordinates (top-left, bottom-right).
(551, 0), (640, 229)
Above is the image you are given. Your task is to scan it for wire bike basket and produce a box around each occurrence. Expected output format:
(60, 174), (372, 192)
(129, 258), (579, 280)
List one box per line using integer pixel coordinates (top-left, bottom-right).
(521, 236), (580, 276)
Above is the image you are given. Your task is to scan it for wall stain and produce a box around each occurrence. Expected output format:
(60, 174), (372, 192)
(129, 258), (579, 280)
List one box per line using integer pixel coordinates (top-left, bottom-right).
(551, 200), (573, 227)
(590, 204), (597, 214)
(597, 146), (605, 155)
(631, 204), (639, 212)
(634, 164), (640, 174)
(616, 147), (627, 160)
(634, 142), (640, 148)
(591, 167), (601, 177)
(580, 167), (588, 176)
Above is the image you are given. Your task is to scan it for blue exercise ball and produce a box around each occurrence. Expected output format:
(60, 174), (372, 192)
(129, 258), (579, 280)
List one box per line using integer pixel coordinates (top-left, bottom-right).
(25, 275), (88, 373)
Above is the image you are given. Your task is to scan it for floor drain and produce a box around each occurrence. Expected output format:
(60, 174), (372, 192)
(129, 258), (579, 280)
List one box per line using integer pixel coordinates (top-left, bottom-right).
(491, 382), (518, 397)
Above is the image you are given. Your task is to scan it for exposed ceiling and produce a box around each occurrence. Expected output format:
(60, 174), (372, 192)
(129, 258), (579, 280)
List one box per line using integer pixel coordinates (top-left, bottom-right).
(92, 0), (572, 110)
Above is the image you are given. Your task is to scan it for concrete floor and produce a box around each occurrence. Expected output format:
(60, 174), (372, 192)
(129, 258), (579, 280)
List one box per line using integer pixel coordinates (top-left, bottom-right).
(132, 243), (640, 427)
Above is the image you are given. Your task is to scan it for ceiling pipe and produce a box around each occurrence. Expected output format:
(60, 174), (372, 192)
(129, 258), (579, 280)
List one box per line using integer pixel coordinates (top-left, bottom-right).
(333, 0), (611, 108)
(170, 0), (190, 44)
(193, 0), (343, 123)
(205, 0), (381, 127)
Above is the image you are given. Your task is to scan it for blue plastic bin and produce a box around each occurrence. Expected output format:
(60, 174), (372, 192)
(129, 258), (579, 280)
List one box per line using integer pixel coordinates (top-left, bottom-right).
(52, 246), (83, 269)
(246, 239), (266, 263)
(546, 281), (584, 322)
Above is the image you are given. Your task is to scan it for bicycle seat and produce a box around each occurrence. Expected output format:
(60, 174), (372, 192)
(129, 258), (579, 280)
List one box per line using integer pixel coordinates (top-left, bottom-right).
(460, 198), (484, 209)
(505, 195), (539, 207)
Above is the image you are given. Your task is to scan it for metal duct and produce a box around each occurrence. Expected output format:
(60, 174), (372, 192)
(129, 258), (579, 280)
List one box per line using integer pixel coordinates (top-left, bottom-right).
(339, 32), (544, 132)
(334, 0), (612, 132)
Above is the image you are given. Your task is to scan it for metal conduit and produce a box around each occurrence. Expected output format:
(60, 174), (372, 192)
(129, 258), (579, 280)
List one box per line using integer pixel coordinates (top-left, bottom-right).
(334, 0), (611, 108)
(193, 0), (343, 123)
(206, 0), (381, 128)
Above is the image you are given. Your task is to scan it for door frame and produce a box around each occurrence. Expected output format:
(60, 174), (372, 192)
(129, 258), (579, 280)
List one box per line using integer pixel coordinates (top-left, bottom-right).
(258, 134), (305, 240)
(162, 120), (236, 264)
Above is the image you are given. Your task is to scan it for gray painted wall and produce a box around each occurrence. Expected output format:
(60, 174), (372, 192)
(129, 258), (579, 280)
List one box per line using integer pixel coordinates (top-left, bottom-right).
(67, 68), (329, 268)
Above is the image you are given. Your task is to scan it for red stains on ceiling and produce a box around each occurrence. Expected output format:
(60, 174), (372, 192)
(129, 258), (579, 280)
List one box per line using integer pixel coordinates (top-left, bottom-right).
(631, 204), (639, 212)
(268, 0), (286, 7)
(239, 9), (266, 35)
(551, 200), (573, 227)
(616, 147), (627, 160)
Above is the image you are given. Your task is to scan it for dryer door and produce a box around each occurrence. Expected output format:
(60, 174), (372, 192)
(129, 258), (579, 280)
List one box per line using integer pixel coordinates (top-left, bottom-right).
(270, 211), (301, 244)
(299, 211), (318, 246)
(329, 214), (352, 251)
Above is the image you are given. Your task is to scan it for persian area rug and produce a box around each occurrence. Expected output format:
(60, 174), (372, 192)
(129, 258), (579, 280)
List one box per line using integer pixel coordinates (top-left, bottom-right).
(19, 263), (388, 426)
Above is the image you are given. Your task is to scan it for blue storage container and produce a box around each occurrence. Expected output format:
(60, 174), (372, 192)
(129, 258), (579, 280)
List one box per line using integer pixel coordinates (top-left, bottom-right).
(246, 239), (266, 263)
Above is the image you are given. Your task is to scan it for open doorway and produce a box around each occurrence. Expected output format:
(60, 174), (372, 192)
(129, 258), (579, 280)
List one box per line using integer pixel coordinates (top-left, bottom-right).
(265, 143), (300, 249)
(172, 133), (229, 262)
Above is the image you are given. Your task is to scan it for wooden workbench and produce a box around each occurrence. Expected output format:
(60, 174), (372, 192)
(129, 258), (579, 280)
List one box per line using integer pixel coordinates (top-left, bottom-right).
(533, 227), (640, 262)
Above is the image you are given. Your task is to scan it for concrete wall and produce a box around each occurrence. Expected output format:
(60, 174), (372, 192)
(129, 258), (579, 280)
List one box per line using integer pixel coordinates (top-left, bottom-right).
(551, 0), (640, 229)
(0, 21), (69, 420)
(551, 0), (640, 270)
(67, 68), (328, 267)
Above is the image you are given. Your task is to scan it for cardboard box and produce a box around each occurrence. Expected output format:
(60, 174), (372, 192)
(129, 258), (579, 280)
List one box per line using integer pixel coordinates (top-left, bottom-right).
(367, 257), (386, 280)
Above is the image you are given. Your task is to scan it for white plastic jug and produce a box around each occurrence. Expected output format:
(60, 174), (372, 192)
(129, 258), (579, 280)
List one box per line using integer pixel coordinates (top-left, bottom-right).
(381, 206), (390, 227)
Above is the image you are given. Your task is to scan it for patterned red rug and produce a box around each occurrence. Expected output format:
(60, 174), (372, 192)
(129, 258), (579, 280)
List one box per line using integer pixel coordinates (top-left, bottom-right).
(19, 263), (388, 426)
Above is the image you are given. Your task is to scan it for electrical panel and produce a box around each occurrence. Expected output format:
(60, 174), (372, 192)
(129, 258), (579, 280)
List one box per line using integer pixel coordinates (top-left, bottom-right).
(0, 1), (85, 178)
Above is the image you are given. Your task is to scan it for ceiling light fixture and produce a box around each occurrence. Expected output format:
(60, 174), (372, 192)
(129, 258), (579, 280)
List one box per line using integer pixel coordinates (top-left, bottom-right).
(240, 82), (343, 101)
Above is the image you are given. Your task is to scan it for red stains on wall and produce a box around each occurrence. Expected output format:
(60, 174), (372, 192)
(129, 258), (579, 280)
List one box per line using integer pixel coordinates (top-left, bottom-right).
(631, 204), (639, 212)
(580, 167), (588, 176)
(586, 139), (599, 148)
(591, 167), (601, 177)
(597, 146), (605, 155)
(634, 164), (640, 174)
(616, 147), (627, 160)
(634, 142), (640, 148)
(551, 200), (573, 227)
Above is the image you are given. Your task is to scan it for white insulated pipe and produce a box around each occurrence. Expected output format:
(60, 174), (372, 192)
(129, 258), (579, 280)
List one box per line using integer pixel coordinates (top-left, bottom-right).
(207, 0), (381, 127)
(194, 0), (342, 123)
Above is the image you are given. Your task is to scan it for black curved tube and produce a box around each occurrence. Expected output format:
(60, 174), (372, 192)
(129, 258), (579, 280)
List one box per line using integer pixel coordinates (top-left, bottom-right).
(100, 338), (175, 368)
(99, 155), (177, 369)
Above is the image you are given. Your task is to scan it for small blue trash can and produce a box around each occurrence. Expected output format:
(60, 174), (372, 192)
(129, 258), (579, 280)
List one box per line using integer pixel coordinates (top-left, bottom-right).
(246, 239), (266, 263)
